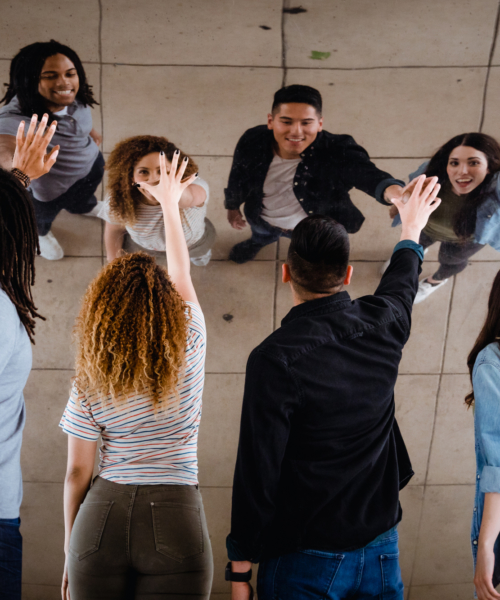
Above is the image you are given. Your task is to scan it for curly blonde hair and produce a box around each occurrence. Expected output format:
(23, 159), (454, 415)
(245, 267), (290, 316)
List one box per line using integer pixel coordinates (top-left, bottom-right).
(73, 252), (190, 411)
(106, 135), (199, 226)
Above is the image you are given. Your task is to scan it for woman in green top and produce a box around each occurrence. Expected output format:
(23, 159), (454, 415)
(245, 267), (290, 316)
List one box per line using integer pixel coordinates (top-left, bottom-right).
(389, 133), (500, 303)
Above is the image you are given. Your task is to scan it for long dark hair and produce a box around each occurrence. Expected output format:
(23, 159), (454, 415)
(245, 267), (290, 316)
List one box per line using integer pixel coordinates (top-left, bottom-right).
(425, 133), (500, 240)
(0, 170), (44, 342)
(465, 270), (500, 406)
(0, 40), (98, 123)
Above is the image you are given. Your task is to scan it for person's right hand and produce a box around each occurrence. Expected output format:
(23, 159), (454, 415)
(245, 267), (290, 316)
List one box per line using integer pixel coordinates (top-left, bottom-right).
(391, 174), (441, 243)
(474, 545), (500, 599)
(227, 209), (247, 230)
(12, 113), (59, 180)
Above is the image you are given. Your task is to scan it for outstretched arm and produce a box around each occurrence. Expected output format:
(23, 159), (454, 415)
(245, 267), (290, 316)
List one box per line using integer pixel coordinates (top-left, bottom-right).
(136, 150), (199, 305)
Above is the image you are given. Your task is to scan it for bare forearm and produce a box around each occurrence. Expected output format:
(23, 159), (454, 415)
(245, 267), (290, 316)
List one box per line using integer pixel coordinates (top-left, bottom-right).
(479, 493), (500, 550)
(162, 203), (191, 280)
(63, 472), (92, 552)
(104, 223), (125, 262)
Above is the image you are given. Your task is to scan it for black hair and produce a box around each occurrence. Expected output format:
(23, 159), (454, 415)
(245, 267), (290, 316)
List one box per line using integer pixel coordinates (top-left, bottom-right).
(272, 84), (322, 116)
(1, 40), (98, 123)
(466, 268), (500, 407)
(425, 133), (500, 240)
(0, 170), (44, 342)
(287, 215), (350, 294)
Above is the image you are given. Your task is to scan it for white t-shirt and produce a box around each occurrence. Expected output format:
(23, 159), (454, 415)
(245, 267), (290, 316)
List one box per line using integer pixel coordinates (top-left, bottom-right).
(260, 154), (308, 230)
(96, 178), (209, 251)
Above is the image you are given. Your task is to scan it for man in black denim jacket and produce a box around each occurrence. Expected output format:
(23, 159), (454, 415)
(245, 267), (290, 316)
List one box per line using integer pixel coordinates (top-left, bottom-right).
(225, 84), (405, 263)
(225, 176), (442, 600)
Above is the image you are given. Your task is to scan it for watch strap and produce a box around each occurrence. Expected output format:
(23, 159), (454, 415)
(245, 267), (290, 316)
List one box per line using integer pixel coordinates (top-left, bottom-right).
(225, 561), (252, 582)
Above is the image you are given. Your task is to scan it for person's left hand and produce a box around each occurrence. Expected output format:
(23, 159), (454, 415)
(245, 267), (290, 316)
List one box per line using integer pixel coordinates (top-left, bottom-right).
(136, 150), (197, 209)
(12, 113), (59, 180)
(384, 184), (405, 204)
(61, 557), (70, 600)
(89, 128), (102, 146)
(231, 582), (254, 600)
(474, 546), (500, 599)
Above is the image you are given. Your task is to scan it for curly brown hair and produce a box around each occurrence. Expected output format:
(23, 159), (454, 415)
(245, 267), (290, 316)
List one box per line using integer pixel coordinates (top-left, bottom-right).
(73, 252), (190, 411)
(106, 135), (199, 226)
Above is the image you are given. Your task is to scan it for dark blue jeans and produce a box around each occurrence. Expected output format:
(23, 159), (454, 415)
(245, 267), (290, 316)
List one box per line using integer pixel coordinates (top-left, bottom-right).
(0, 517), (22, 600)
(257, 526), (403, 600)
(31, 152), (105, 236)
(245, 211), (293, 247)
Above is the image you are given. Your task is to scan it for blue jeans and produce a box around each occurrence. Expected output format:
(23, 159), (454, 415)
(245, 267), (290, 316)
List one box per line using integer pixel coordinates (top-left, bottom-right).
(245, 212), (293, 247)
(0, 517), (22, 600)
(257, 526), (403, 600)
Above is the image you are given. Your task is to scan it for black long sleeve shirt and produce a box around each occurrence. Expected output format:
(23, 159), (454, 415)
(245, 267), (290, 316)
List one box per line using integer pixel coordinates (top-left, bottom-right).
(227, 242), (422, 562)
(224, 125), (404, 233)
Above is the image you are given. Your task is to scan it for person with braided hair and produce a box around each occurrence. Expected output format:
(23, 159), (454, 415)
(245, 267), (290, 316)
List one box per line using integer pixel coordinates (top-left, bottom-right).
(0, 40), (103, 260)
(60, 151), (213, 599)
(0, 114), (58, 599)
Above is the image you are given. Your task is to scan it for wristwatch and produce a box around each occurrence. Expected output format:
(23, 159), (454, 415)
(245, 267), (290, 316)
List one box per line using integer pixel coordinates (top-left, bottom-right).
(225, 561), (252, 582)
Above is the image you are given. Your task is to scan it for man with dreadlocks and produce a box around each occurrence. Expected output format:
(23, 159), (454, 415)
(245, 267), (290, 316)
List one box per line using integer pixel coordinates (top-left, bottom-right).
(0, 114), (58, 598)
(0, 40), (103, 260)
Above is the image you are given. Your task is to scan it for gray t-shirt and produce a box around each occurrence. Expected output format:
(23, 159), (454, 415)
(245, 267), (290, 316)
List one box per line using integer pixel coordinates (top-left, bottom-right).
(0, 288), (32, 518)
(0, 96), (99, 202)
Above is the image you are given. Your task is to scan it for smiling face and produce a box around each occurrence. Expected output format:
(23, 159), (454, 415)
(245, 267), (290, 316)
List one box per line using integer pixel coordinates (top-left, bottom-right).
(267, 103), (323, 159)
(446, 145), (489, 195)
(38, 53), (79, 112)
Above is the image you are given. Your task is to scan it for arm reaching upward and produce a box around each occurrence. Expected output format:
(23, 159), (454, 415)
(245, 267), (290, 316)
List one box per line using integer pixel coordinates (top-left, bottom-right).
(136, 150), (200, 305)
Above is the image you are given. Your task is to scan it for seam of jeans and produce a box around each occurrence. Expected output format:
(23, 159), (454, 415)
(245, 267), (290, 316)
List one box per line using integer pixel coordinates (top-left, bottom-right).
(125, 486), (138, 564)
(272, 555), (281, 600)
(354, 548), (364, 593)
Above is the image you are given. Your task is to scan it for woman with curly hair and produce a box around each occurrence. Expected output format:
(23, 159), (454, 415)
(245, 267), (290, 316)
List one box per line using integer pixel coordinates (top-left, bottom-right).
(60, 152), (213, 599)
(0, 40), (103, 261)
(98, 135), (216, 267)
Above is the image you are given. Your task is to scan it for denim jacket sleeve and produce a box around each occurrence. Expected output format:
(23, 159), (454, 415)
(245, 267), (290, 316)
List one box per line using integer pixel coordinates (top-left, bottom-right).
(474, 359), (500, 493)
(391, 161), (430, 228)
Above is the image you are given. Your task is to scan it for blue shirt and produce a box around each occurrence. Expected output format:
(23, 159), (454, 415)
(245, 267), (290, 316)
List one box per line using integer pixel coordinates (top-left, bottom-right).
(0, 289), (32, 518)
(471, 342), (500, 584)
(0, 96), (99, 202)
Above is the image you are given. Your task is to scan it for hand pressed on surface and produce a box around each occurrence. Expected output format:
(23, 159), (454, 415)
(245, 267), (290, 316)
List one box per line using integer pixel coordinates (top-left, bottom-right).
(12, 113), (59, 180)
(227, 209), (247, 230)
(391, 175), (441, 243)
(136, 150), (197, 208)
(474, 546), (500, 600)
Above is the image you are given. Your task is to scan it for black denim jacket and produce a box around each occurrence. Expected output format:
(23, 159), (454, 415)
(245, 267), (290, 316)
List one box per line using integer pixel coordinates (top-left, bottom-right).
(227, 244), (421, 562)
(224, 125), (404, 233)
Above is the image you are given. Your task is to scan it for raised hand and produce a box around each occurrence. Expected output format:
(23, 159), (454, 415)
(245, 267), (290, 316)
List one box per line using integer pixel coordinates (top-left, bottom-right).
(391, 174), (441, 242)
(135, 150), (197, 208)
(12, 113), (60, 180)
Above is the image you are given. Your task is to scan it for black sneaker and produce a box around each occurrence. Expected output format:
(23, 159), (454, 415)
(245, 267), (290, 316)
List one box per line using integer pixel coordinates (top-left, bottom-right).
(229, 239), (266, 264)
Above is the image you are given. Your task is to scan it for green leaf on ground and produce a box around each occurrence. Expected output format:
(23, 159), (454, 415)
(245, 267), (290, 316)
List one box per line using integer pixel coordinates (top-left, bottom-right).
(310, 51), (331, 60)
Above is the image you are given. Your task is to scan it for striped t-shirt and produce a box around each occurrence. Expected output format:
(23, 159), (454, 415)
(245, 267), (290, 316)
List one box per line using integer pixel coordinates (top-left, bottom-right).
(96, 178), (209, 251)
(59, 302), (206, 485)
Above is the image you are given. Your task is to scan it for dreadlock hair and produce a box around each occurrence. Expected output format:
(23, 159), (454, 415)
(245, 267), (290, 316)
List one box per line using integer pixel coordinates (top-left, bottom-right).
(0, 40), (98, 123)
(0, 169), (44, 343)
(106, 135), (199, 226)
(425, 133), (500, 240)
(73, 252), (189, 413)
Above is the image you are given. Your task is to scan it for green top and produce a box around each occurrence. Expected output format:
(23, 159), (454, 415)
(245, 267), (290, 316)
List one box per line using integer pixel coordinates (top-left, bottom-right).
(423, 181), (472, 243)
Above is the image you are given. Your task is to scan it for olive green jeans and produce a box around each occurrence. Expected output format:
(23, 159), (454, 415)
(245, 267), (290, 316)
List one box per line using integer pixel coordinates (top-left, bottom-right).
(68, 476), (213, 599)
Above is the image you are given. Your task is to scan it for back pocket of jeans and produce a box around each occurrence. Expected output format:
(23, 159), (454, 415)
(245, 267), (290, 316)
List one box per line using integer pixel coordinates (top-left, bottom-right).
(69, 501), (114, 560)
(151, 501), (203, 562)
(380, 552), (403, 598)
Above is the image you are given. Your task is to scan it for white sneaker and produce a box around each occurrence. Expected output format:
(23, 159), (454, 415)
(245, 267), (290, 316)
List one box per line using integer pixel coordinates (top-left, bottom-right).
(190, 249), (212, 267)
(414, 277), (448, 304)
(39, 231), (64, 260)
(381, 247), (428, 275)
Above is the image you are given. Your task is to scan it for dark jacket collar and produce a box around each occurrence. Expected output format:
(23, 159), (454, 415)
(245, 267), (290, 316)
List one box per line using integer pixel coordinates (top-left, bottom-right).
(281, 290), (351, 326)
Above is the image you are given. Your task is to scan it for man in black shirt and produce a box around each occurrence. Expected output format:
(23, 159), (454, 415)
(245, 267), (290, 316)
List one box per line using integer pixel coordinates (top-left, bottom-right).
(225, 175), (441, 599)
(225, 84), (405, 263)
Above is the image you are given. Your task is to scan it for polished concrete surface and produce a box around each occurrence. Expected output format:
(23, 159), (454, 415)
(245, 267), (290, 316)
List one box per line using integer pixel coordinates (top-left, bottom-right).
(3, 1), (500, 598)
